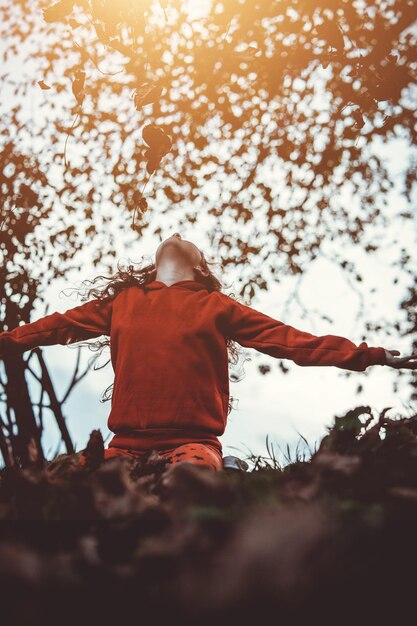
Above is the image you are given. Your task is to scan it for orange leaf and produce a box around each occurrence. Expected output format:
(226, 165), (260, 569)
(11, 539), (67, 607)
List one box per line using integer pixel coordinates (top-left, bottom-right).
(142, 125), (172, 175)
(142, 124), (172, 153)
(134, 83), (164, 110)
(72, 69), (86, 104)
(352, 109), (365, 129)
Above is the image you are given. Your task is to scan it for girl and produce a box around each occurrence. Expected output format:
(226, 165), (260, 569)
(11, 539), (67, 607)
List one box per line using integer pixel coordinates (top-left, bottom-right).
(1, 232), (416, 471)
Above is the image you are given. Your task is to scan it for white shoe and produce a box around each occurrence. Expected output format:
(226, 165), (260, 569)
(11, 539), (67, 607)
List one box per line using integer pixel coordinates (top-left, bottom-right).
(222, 455), (249, 471)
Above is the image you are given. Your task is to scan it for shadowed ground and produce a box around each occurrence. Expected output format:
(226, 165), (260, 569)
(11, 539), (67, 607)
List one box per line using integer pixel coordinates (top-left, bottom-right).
(0, 407), (416, 625)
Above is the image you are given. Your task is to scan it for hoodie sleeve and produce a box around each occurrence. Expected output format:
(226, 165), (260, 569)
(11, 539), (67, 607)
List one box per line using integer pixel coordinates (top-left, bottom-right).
(217, 293), (387, 372)
(0, 297), (113, 358)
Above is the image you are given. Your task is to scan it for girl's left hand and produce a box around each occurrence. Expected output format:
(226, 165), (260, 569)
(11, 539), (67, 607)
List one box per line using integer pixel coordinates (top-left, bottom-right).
(384, 349), (417, 369)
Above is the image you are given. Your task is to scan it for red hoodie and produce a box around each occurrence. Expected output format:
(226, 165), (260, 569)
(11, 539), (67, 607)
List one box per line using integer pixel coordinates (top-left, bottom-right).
(0, 279), (387, 456)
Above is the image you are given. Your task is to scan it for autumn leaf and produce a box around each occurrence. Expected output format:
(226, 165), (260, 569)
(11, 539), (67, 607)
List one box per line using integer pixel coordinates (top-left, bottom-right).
(142, 125), (171, 151)
(38, 80), (51, 90)
(133, 82), (164, 110)
(43, 0), (76, 24)
(352, 108), (365, 130)
(72, 69), (86, 105)
(142, 124), (172, 175)
(144, 151), (160, 175)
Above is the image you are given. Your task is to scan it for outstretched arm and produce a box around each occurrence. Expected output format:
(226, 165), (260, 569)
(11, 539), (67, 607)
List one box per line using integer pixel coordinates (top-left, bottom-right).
(0, 297), (113, 358)
(217, 292), (389, 372)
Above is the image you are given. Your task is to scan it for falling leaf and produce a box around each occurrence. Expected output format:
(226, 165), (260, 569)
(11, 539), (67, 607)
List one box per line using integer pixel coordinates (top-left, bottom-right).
(142, 124), (172, 175)
(38, 80), (51, 90)
(72, 69), (86, 105)
(134, 82), (164, 110)
(352, 108), (365, 130)
(144, 151), (159, 175)
(142, 124), (171, 151)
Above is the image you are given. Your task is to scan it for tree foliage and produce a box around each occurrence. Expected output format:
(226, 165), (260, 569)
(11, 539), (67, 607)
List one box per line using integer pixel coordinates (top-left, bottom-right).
(2, 1), (415, 284)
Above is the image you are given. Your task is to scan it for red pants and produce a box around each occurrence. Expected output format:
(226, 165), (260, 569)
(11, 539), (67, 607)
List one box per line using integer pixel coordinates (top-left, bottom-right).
(82, 443), (223, 471)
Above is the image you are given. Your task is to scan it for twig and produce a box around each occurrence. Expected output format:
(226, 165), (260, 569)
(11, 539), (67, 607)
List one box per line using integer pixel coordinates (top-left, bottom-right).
(74, 40), (124, 76)
(64, 110), (80, 171)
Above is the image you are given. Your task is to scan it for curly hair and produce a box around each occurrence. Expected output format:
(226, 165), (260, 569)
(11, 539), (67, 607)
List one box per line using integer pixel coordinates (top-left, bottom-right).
(62, 251), (249, 417)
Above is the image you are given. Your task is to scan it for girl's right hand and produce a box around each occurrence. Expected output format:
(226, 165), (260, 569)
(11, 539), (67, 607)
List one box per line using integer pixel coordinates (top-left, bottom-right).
(384, 349), (417, 369)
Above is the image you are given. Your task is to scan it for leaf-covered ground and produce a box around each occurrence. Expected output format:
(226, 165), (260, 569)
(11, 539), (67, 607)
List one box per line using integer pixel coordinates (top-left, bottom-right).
(0, 406), (416, 626)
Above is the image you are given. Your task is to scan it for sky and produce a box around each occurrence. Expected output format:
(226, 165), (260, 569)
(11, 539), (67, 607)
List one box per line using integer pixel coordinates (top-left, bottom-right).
(1, 0), (416, 469)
